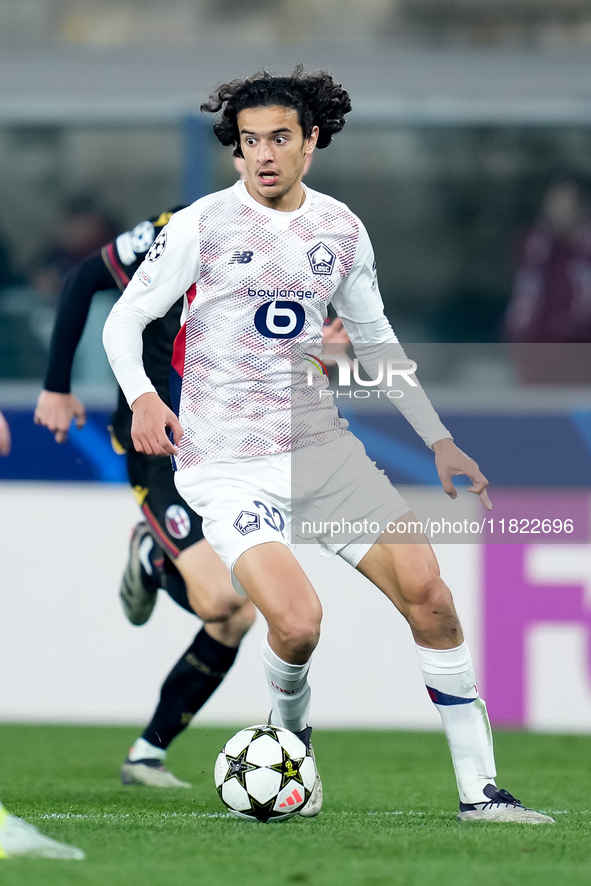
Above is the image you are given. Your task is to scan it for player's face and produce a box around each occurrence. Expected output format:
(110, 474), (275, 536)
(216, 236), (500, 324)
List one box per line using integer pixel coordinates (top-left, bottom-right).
(238, 106), (318, 212)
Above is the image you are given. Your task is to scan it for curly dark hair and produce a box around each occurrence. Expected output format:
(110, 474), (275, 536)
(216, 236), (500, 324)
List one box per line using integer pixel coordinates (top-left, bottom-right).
(200, 65), (352, 157)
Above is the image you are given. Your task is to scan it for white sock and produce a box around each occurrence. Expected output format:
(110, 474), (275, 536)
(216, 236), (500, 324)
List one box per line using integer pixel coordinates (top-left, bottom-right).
(415, 642), (497, 804)
(261, 636), (311, 734)
(128, 737), (167, 762)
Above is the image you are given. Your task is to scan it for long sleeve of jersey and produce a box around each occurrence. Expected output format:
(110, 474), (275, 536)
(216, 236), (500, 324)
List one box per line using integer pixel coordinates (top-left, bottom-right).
(332, 222), (451, 448)
(103, 205), (201, 408)
(44, 253), (115, 393)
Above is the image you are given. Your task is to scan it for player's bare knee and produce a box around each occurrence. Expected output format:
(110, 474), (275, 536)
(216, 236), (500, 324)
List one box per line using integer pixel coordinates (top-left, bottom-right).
(208, 600), (256, 646)
(187, 591), (239, 624)
(272, 616), (321, 663)
(404, 577), (461, 644)
(400, 572), (449, 610)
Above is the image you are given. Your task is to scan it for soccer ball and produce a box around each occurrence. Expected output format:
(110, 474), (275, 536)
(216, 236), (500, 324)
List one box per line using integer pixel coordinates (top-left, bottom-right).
(214, 724), (316, 822)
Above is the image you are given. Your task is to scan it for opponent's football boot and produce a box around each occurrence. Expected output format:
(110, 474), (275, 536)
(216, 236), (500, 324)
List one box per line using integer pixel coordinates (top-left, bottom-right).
(120, 757), (191, 788)
(119, 522), (164, 626)
(295, 726), (323, 818)
(457, 784), (555, 823)
(0, 806), (85, 859)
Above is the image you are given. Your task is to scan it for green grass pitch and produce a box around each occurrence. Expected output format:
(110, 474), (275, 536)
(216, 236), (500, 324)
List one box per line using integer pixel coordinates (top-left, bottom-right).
(0, 724), (589, 886)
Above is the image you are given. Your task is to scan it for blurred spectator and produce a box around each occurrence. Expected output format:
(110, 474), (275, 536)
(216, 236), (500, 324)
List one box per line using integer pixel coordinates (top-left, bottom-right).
(30, 194), (119, 304)
(1, 196), (118, 379)
(504, 174), (591, 383)
(0, 228), (19, 292)
(0, 226), (38, 379)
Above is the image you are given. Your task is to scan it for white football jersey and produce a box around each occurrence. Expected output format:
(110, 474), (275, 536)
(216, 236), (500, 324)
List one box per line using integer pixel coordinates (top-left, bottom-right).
(104, 180), (390, 468)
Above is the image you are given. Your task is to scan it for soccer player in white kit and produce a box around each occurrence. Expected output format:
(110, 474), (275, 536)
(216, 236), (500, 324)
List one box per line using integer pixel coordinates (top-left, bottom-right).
(103, 67), (553, 823)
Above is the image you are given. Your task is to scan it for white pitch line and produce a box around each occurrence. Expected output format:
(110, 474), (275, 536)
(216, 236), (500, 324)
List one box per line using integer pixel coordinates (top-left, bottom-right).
(37, 812), (231, 820)
(34, 809), (582, 821)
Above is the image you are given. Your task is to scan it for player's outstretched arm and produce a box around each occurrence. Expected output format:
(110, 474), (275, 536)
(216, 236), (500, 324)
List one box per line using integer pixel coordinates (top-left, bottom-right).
(131, 392), (183, 457)
(34, 391), (87, 443)
(432, 437), (492, 511)
(0, 410), (11, 456)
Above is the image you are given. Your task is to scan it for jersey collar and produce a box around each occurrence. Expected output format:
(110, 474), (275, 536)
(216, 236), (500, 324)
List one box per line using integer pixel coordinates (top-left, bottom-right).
(233, 179), (310, 221)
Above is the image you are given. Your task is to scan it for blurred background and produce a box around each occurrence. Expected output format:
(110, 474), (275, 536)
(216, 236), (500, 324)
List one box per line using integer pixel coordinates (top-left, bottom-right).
(4, 1), (591, 377)
(1, 1), (591, 733)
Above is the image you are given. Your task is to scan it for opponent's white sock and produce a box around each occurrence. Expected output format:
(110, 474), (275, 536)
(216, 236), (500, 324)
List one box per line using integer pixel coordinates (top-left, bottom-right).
(128, 736), (167, 762)
(261, 636), (311, 734)
(415, 642), (497, 804)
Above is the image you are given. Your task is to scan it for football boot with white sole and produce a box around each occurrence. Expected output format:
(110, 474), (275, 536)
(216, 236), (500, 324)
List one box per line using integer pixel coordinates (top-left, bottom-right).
(295, 726), (323, 818)
(458, 784), (555, 824)
(119, 522), (164, 626)
(120, 757), (191, 788)
(0, 806), (85, 859)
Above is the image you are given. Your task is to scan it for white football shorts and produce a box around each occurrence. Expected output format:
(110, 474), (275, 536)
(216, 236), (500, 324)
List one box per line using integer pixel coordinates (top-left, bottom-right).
(174, 431), (411, 594)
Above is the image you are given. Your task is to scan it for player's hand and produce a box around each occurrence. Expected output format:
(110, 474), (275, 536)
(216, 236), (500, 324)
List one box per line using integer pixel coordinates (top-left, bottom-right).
(131, 391), (183, 456)
(322, 317), (350, 346)
(33, 390), (86, 443)
(0, 409), (11, 456)
(432, 437), (492, 511)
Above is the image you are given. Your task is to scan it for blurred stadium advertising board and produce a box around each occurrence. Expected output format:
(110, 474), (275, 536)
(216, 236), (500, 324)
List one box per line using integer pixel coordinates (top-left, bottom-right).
(1, 405), (591, 487)
(1, 407), (591, 730)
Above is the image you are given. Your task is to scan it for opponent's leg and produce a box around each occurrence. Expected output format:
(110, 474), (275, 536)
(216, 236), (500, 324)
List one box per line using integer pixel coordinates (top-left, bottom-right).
(121, 454), (256, 786)
(355, 519), (553, 824)
(122, 539), (256, 786)
(122, 626), (240, 788)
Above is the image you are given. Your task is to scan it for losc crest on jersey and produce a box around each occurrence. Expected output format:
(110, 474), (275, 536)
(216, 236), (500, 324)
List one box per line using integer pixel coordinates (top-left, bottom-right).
(147, 230), (167, 262)
(307, 242), (335, 276)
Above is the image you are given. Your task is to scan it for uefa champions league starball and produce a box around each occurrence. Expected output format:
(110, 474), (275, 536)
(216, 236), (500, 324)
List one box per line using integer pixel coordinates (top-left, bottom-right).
(214, 725), (316, 822)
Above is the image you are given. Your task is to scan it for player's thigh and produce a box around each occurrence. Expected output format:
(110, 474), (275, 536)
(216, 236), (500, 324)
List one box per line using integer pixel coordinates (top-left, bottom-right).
(234, 541), (322, 642)
(175, 454), (292, 594)
(175, 455), (321, 643)
(126, 448), (204, 558)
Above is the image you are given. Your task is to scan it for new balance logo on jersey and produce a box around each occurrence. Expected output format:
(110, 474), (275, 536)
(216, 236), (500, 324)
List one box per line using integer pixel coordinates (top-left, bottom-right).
(307, 242), (336, 276)
(229, 250), (254, 264)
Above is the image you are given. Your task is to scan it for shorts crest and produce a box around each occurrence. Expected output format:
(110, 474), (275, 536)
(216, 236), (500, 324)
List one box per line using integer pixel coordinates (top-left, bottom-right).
(233, 511), (260, 535)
